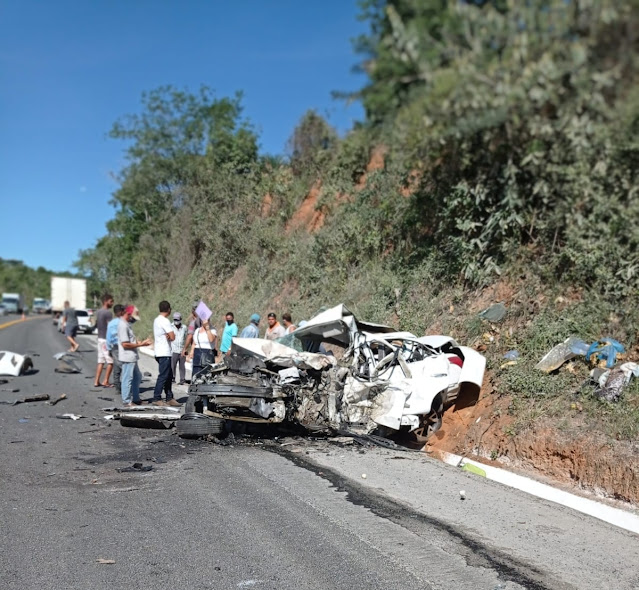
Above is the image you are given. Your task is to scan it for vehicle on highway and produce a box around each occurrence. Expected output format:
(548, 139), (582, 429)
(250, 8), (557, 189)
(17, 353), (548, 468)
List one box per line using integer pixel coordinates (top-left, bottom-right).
(56, 309), (95, 334)
(50, 276), (86, 315)
(0, 304), (6, 316)
(32, 298), (51, 314)
(186, 304), (485, 442)
(1, 293), (25, 314)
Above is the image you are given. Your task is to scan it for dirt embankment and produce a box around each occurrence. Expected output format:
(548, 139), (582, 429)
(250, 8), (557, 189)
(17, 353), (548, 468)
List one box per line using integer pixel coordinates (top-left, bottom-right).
(427, 384), (639, 505)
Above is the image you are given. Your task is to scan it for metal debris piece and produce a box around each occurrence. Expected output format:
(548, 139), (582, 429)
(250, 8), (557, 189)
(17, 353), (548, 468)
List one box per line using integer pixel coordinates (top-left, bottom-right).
(0, 394), (50, 406)
(56, 413), (83, 420)
(49, 394), (67, 406)
(0, 351), (34, 376)
(117, 462), (153, 473)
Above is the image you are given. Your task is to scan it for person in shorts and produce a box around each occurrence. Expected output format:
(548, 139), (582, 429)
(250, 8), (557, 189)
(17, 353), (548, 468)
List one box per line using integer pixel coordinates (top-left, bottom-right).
(94, 293), (114, 387)
(62, 301), (79, 352)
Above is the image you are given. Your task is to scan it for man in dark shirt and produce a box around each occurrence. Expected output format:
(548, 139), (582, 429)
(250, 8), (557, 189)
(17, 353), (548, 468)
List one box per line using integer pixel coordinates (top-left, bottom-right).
(94, 293), (114, 387)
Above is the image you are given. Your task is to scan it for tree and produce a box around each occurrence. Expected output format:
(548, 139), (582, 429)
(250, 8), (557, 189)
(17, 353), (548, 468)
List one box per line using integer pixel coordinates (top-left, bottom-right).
(286, 110), (337, 175)
(77, 86), (259, 295)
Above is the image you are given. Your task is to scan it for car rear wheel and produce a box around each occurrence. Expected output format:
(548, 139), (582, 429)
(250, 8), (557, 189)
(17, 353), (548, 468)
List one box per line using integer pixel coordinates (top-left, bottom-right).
(412, 395), (444, 443)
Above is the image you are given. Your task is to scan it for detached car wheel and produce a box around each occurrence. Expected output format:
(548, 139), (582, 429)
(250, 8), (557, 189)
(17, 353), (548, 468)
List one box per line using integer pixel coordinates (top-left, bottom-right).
(176, 412), (224, 438)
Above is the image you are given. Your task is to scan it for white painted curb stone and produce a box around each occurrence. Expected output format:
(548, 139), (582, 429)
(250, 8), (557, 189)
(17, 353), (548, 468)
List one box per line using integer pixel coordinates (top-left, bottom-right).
(441, 452), (639, 535)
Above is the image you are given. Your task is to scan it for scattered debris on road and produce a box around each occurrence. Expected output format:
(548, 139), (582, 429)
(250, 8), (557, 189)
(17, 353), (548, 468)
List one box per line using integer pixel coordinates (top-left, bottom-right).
(0, 394), (50, 406)
(53, 353), (82, 374)
(49, 394), (67, 406)
(56, 413), (83, 420)
(0, 351), (34, 376)
(117, 462), (153, 473)
(96, 558), (116, 565)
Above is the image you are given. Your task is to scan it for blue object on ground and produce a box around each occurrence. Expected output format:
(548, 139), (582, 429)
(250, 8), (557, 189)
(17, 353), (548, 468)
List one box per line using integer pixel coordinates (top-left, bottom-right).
(585, 339), (625, 369)
(503, 350), (520, 360)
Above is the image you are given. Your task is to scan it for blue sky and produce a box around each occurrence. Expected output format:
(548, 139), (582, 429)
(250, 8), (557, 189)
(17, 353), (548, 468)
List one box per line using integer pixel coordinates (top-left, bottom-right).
(0, 0), (367, 272)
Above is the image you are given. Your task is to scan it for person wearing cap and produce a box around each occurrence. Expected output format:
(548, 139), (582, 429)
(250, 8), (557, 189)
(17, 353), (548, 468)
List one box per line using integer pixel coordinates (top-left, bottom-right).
(118, 306), (151, 407)
(265, 312), (285, 341)
(171, 311), (188, 385)
(240, 314), (261, 338)
(220, 311), (238, 356)
(152, 301), (179, 407)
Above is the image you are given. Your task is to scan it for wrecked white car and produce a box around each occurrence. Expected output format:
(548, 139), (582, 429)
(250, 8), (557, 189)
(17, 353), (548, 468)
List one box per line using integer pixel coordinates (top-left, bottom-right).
(186, 305), (485, 442)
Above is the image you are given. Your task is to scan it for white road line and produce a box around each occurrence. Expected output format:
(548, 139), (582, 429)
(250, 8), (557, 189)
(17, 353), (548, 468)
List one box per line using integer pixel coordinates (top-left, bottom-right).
(441, 451), (639, 535)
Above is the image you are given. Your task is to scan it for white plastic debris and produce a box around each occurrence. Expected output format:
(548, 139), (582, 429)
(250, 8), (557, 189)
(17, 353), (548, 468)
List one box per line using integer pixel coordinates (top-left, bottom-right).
(361, 473), (367, 479)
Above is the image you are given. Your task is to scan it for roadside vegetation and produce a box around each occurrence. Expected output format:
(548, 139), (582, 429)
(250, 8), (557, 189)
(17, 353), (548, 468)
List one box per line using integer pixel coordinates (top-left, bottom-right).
(75, 1), (639, 446)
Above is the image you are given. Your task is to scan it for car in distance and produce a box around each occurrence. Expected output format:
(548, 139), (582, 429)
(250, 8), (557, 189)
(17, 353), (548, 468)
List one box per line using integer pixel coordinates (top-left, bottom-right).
(56, 309), (95, 334)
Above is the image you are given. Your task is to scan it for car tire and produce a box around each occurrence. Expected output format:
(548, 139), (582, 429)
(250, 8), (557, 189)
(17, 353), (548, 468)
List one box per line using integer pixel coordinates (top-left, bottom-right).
(176, 413), (224, 438)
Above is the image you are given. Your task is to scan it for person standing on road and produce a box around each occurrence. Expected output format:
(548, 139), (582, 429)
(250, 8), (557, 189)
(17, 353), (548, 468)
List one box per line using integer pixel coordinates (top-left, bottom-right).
(152, 301), (179, 407)
(239, 314), (260, 338)
(94, 293), (114, 387)
(191, 319), (216, 378)
(106, 304), (124, 396)
(118, 306), (151, 407)
(61, 301), (79, 352)
(220, 311), (238, 357)
(171, 312), (188, 385)
(265, 312), (285, 341)
(282, 312), (296, 334)
(181, 303), (202, 359)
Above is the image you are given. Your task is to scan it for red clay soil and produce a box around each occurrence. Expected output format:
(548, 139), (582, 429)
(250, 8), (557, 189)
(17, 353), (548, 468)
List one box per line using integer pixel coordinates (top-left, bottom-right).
(286, 181), (326, 234)
(426, 381), (639, 504)
(355, 145), (387, 190)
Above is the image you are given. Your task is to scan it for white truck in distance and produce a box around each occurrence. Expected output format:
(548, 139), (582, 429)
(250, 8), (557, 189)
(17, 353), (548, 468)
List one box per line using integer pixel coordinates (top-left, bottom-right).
(50, 277), (86, 314)
(1, 293), (25, 314)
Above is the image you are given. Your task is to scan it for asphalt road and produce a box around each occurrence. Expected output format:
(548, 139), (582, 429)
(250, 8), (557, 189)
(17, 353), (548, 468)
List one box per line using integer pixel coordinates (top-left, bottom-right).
(1, 318), (638, 590)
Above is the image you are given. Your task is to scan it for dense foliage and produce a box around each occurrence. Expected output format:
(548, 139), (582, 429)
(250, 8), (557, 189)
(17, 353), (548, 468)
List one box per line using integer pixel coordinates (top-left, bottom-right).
(76, 0), (638, 320)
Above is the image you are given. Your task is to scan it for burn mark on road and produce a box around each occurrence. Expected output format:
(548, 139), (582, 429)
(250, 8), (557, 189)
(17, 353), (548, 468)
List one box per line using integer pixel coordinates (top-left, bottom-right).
(268, 444), (575, 590)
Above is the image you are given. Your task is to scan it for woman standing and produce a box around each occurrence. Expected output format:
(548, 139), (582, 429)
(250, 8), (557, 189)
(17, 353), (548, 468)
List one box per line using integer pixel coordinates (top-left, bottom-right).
(190, 319), (217, 378)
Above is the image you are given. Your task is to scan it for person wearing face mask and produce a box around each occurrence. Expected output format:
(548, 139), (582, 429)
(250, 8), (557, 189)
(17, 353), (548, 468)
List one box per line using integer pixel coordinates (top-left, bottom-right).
(117, 305), (151, 407)
(170, 312), (188, 385)
(220, 312), (238, 357)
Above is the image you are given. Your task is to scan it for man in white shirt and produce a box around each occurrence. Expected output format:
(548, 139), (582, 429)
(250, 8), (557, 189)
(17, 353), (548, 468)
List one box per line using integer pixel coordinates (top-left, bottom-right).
(152, 300), (180, 407)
